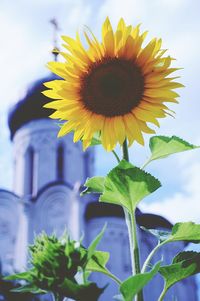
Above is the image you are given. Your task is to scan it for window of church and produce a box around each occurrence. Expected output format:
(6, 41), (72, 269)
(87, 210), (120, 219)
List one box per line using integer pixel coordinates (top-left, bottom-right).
(57, 144), (65, 181)
(25, 147), (35, 196)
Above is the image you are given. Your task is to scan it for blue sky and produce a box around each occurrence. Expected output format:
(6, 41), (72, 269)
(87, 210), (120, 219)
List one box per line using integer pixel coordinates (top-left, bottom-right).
(1, 0), (200, 224)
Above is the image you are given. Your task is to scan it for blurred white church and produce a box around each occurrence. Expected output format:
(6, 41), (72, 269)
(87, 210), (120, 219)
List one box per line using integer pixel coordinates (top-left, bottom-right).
(0, 72), (198, 300)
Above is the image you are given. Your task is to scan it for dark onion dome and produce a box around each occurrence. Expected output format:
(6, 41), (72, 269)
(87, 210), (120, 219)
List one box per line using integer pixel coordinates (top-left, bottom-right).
(85, 202), (173, 230)
(8, 74), (59, 140)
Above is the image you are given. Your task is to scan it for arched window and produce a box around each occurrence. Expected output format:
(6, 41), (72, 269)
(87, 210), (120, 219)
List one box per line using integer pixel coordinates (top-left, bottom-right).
(25, 147), (34, 196)
(57, 144), (65, 181)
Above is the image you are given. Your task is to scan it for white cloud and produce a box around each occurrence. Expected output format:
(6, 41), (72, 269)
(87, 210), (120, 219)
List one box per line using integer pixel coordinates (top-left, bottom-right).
(140, 159), (200, 224)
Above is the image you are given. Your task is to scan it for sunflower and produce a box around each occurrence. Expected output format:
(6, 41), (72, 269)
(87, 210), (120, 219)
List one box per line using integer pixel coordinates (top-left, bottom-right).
(43, 17), (183, 151)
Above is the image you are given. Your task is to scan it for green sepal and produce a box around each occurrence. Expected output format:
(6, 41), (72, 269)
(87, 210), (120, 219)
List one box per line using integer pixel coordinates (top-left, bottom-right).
(90, 134), (101, 146)
(120, 262), (161, 301)
(4, 270), (34, 282)
(159, 251), (200, 291)
(81, 176), (105, 196)
(100, 160), (161, 213)
(11, 284), (47, 294)
(149, 135), (199, 162)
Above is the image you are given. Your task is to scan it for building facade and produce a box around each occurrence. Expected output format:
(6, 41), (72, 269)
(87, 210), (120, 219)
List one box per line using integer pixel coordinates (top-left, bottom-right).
(0, 74), (198, 300)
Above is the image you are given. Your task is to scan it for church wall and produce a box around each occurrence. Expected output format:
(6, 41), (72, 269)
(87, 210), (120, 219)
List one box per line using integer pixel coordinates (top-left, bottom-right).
(0, 190), (21, 274)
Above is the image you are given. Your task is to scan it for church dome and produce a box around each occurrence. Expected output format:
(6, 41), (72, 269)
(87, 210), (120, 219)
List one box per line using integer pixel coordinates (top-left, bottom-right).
(8, 74), (59, 139)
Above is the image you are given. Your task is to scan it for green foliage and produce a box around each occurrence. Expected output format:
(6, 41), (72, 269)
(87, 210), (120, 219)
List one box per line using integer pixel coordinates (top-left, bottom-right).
(58, 278), (105, 301)
(5, 231), (107, 301)
(81, 176), (105, 195)
(100, 160), (161, 213)
(148, 135), (198, 163)
(11, 284), (46, 294)
(120, 262), (161, 301)
(86, 250), (110, 274)
(159, 252), (200, 293)
(90, 135), (102, 146)
(168, 222), (200, 243)
(87, 224), (106, 259)
(142, 222), (200, 245)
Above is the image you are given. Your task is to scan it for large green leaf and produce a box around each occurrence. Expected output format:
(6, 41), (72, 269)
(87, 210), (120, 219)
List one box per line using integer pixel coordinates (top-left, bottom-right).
(159, 251), (200, 292)
(120, 262), (161, 301)
(168, 222), (200, 243)
(81, 176), (105, 196)
(100, 160), (161, 213)
(86, 250), (121, 286)
(149, 135), (198, 162)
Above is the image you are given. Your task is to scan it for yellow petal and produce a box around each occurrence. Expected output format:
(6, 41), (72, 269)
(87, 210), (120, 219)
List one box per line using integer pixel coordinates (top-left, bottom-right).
(103, 30), (115, 56)
(58, 121), (77, 137)
(133, 107), (160, 127)
(101, 118), (116, 151)
(43, 100), (74, 109)
(113, 116), (126, 145)
(123, 113), (144, 145)
(137, 120), (155, 134)
(144, 89), (180, 99)
(42, 89), (60, 99)
(137, 38), (157, 66)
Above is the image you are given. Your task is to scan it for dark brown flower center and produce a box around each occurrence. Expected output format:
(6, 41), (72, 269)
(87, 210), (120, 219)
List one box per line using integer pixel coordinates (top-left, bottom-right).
(80, 58), (144, 117)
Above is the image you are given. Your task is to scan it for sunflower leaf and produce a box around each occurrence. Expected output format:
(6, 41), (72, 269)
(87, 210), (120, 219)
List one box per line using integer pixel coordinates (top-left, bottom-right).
(87, 224), (106, 260)
(120, 262), (161, 301)
(86, 250), (110, 274)
(149, 135), (199, 162)
(100, 160), (161, 213)
(81, 176), (105, 196)
(142, 222), (200, 245)
(168, 222), (200, 243)
(159, 251), (200, 292)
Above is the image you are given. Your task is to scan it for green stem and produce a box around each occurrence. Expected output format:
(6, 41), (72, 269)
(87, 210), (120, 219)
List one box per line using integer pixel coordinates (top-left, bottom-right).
(130, 212), (141, 275)
(122, 140), (143, 301)
(112, 149), (121, 163)
(122, 139), (129, 161)
(141, 241), (167, 273)
(51, 292), (64, 301)
(105, 270), (122, 286)
(158, 284), (168, 301)
(83, 269), (87, 284)
(140, 158), (151, 170)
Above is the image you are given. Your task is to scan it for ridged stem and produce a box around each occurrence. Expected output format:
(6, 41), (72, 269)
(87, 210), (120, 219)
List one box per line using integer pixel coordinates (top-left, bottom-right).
(122, 140), (143, 301)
